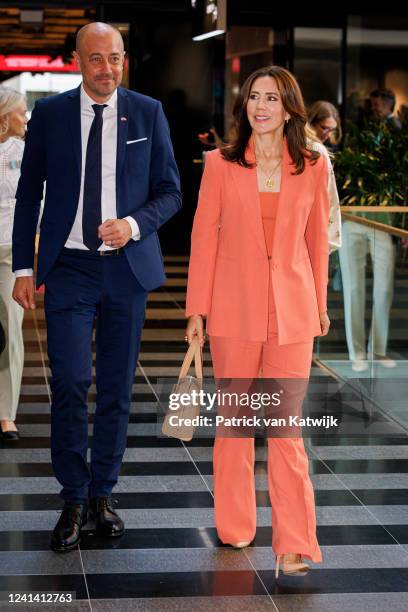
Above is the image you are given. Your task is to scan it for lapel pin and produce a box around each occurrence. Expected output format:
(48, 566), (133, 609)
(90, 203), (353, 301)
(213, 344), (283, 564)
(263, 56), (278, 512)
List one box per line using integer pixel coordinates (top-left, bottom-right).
(120, 117), (127, 121)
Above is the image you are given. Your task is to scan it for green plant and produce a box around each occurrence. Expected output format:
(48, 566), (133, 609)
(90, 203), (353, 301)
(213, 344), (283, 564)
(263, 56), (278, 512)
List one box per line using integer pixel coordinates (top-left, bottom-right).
(335, 116), (408, 207)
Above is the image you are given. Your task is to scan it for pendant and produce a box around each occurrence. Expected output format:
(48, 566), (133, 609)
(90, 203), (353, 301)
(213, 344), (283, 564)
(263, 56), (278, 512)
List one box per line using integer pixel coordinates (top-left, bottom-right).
(266, 177), (274, 188)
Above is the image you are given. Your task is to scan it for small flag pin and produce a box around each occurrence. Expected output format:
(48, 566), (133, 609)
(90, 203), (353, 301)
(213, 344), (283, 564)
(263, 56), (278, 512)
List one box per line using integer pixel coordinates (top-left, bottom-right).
(120, 116), (127, 121)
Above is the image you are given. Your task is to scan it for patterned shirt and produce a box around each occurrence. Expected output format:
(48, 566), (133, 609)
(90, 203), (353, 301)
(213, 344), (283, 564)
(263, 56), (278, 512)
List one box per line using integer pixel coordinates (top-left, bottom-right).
(308, 139), (342, 253)
(0, 137), (24, 246)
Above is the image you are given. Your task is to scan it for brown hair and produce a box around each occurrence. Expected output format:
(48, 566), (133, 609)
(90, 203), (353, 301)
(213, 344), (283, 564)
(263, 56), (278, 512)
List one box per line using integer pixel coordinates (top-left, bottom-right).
(308, 100), (342, 145)
(221, 65), (319, 175)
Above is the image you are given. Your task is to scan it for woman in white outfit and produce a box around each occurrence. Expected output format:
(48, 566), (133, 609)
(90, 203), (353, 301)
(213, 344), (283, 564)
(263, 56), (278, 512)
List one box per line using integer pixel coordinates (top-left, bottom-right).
(0, 87), (27, 440)
(307, 102), (342, 255)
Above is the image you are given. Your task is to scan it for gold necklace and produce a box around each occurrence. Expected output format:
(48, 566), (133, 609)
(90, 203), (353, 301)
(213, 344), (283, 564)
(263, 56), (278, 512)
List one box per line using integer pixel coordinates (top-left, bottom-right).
(256, 158), (282, 189)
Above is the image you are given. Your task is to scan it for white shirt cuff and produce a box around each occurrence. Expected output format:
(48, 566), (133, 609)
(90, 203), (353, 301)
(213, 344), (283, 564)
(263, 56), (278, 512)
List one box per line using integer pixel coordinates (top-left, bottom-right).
(15, 269), (34, 277)
(124, 216), (141, 241)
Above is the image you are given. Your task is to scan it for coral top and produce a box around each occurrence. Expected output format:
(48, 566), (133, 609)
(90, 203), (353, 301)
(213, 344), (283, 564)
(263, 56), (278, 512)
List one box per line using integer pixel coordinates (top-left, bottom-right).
(259, 191), (280, 258)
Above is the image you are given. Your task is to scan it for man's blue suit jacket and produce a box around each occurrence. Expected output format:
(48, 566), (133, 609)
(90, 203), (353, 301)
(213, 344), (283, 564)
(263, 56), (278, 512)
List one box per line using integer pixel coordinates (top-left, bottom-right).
(12, 85), (182, 290)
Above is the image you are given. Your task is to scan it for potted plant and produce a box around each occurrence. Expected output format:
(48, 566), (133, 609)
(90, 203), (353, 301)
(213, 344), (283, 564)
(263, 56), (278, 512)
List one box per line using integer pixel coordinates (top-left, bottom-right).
(334, 115), (408, 226)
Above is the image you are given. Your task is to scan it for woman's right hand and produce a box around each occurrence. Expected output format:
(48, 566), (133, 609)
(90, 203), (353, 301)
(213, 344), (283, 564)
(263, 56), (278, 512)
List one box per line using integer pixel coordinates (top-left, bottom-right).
(185, 315), (205, 347)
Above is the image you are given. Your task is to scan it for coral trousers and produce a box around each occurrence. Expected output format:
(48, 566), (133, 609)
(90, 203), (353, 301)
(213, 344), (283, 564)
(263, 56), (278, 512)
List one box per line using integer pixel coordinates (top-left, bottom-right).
(209, 265), (322, 562)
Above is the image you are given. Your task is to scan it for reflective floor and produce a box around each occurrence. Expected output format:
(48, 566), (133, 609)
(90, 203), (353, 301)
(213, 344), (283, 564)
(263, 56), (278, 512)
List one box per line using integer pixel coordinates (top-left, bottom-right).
(1, 256), (408, 611)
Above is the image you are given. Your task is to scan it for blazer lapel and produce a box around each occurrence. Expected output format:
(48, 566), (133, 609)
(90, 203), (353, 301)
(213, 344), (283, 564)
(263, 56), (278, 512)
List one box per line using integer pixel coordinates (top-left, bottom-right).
(271, 138), (293, 262)
(67, 86), (81, 180)
(232, 137), (266, 257)
(116, 87), (129, 188)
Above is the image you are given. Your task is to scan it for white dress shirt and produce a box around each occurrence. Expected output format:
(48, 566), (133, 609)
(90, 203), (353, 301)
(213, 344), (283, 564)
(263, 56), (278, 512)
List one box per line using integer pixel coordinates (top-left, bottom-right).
(15, 84), (140, 277)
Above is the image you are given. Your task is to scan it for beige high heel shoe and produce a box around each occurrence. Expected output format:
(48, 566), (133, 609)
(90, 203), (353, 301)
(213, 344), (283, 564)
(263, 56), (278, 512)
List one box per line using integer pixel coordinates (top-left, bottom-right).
(232, 541), (251, 549)
(275, 554), (309, 578)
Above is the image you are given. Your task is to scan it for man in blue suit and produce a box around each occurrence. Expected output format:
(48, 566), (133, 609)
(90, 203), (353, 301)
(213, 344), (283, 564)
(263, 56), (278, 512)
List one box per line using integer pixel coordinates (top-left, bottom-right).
(12, 22), (181, 552)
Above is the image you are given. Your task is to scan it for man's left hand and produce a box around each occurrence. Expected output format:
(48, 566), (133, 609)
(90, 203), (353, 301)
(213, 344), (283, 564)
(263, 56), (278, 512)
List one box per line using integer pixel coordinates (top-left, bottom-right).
(98, 219), (132, 248)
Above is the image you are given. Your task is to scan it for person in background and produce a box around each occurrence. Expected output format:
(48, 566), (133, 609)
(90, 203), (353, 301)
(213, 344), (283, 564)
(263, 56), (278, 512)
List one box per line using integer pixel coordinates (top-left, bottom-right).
(338, 89), (399, 372)
(0, 87), (27, 441)
(308, 100), (342, 154)
(307, 102), (342, 295)
(370, 89), (401, 129)
(307, 101), (342, 254)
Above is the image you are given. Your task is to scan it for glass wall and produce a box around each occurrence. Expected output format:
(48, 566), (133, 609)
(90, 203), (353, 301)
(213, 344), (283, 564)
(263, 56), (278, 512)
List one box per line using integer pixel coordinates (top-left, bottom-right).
(224, 26), (274, 135)
(315, 15), (408, 381)
(346, 15), (408, 123)
(293, 27), (343, 107)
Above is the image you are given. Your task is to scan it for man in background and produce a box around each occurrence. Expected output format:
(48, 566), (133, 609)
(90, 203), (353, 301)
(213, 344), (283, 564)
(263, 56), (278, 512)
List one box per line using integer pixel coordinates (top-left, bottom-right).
(370, 88), (401, 129)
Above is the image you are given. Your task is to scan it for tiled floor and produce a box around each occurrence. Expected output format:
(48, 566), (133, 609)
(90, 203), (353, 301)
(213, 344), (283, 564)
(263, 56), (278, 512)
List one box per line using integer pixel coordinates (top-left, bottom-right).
(1, 255), (408, 611)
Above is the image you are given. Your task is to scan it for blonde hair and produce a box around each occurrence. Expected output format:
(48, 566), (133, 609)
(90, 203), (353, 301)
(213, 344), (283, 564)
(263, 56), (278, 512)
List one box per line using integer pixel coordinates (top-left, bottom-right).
(307, 100), (342, 145)
(0, 87), (25, 137)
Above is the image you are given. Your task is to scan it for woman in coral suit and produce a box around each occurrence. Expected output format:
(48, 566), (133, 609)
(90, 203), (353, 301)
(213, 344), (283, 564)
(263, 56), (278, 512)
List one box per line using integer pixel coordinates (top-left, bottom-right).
(185, 66), (331, 577)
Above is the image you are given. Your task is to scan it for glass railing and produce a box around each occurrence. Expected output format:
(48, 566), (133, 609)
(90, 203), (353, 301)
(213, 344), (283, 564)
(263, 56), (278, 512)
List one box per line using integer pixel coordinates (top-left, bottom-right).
(314, 209), (408, 428)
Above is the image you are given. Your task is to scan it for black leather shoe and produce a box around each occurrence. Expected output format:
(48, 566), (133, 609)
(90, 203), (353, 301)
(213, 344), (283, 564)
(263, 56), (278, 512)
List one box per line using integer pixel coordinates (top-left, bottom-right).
(89, 496), (125, 537)
(50, 503), (88, 552)
(0, 429), (19, 441)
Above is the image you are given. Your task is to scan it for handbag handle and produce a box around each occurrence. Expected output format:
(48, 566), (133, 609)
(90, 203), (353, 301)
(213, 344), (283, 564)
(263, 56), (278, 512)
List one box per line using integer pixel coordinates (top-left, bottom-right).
(179, 336), (203, 380)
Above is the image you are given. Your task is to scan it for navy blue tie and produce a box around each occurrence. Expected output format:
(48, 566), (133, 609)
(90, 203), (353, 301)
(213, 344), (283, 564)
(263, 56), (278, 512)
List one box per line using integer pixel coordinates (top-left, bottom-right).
(82, 103), (107, 251)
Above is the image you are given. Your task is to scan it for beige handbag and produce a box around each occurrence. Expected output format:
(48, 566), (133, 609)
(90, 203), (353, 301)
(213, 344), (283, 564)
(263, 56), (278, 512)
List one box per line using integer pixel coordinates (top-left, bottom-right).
(161, 337), (203, 442)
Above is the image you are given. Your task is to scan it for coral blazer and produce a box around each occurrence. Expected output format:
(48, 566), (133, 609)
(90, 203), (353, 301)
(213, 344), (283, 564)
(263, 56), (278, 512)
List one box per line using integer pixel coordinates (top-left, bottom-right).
(185, 137), (330, 345)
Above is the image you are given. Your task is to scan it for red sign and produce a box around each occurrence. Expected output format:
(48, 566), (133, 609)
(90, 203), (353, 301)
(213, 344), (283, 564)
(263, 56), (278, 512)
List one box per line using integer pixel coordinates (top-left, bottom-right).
(232, 57), (240, 74)
(0, 55), (79, 72)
